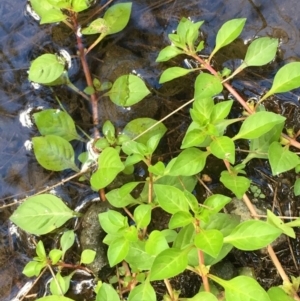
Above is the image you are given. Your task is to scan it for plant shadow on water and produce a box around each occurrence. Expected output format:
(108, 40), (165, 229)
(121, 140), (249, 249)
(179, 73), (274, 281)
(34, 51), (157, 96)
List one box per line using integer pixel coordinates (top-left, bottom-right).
(1, 0), (300, 300)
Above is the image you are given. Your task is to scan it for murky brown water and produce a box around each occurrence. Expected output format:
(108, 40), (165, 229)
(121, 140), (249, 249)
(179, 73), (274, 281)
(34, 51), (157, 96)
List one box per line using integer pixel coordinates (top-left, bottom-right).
(1, 0), (300, 299)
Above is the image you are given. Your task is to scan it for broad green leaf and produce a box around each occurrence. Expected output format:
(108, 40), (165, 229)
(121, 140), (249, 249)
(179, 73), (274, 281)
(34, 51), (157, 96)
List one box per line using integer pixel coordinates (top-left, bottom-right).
(154, 184), (189, 214)
(183, 190), (199, 213)
(36, 296), (74, 301)
(71, 0), (89, 12)
(103, 2), (132, 35)
(268, 287), (295, 301)
(128, 282), (156, 301)
(220, 171), (250, 198)
(33, 109), (78, 141)
(23, 261), (46, 277)
(181, 126), (207, 148)
(188, 292), (218, 301)
(80, 249), (96, 264)
(108, 237), (130, 266)
(263, 62), (300, 99)
(134, 204), (152, 229)
(60, 230), (75, 256)
(210, 18), (246, 59)
(81, 18), (109, 35)
(166, 148), (208, 176)
(159, 67), (196, 84)
(240, 37), (278, 69)
(106, 188), (137, 208)
(96, 283), (121, 301)
(162, 229), (178, 243)
(149, 248), (188, 281)
(29, 54), (65, 84)
(210, 100), (233, 122)
(49, 249), (62, 264)
(173, 224), (195, 249)
(192, 97), (214, 121)
(98, 210), (128, 235)
(148, 161), (165, 176)
(268, 142), (299, 175)
(36, 240), (46, 259)
(90, 147), (124, 190)
(294, 178), (300, 196)
(155, 175), (197, 192)
(267, 210), (295, 238)
(10, 194), (75, 235)
(224, 220), (282, 250)
(145, 230), (169, 255)
(156, 45), (184, 62)
(233, 111), (285, 140)
(122, 118), (167, 146)
(123, 226), (138, 242)
(32, 135), (77, 171)
(210, 136), (235, 164)
(194, 73), (223, 100)
(50, 272), (71, 295)
(106, 74), (150, 106)
(147, 132), (165, 154)
(194, 229), (223, 258)
(168, 211), (193, 229)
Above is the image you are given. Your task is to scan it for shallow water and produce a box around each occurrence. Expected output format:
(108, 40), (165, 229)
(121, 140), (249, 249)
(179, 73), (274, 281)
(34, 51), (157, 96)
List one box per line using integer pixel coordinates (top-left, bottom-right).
(1, 0), (300, 299)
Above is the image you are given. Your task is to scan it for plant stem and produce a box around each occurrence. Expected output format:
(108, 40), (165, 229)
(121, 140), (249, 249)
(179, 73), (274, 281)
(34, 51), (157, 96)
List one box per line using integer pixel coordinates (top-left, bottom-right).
(164, 278), (174, 300)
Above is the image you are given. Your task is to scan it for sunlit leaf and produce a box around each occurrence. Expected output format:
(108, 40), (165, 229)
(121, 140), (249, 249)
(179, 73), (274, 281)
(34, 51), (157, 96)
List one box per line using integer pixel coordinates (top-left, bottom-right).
(96, 283), (121, 301)
(156, 45), (184, 62)
(268, 287), (295, 301)
(159, 67), (196, 84)
(210, 136), (235, 164)
(80, 249), (96, 264)
(220, 171), (250, 198)
(194, 73), (223, 100)
(128, 282), (156, 301)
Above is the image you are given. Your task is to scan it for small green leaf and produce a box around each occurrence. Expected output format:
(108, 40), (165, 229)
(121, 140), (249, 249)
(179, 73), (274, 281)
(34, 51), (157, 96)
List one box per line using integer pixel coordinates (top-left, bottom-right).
(268, 287), (295, 301)
(134, 204), (152, 229)
(154, 184), (189, 214)
(159, 67), (196, 84)
(106, 188), (137, 208)
(240, 37), (278, 69)
(60, 230), (75, 256)
(156, 45), (184, 62)
(106, 74), (150, 106)
(194, 229), (223, 258)
(210, 100), (233, 122)
(188, 292), (218, 301)
(210, 136), (235, 164)
(36, 240), (47, 260)
(145, 230), (169, 255)
(220, 171), (250, 198)
(98, 210), (128, 235)
(32, 135), (77, 171)
(194, 73), (223, 100)
(210, 18), (246, 59)
(81, 18), (109, 35)
(268, 142), (299, 175)
(128, 282), (156, 301)
(49, 249), (63, 264)
(108, 237), (130, 266)
(148, 161), (165, 176)
(168, 211), (194, 229)
(294, 178), (300, 196)
(90, 147), (124, 190)
(233, 111), (285, 140)
(29, 54), (65, 84)
(267, 210), (295, 238)
(50, 272), (71, 295)
(33, 109), (78, 141)
(96, 283), (121, 301)
(149, 248), (189, 281)
(80, 249), (96, 264)
(224, 220), (282, 250)
(193, 97), (214, 121)
(10, 194), (75, 235)
(23, 261), (46, 277)
(71, 0), (89, 12)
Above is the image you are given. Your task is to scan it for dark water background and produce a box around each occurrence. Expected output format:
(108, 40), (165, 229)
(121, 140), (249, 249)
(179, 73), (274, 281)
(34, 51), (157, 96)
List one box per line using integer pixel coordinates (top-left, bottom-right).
(1, 0), (300, 300)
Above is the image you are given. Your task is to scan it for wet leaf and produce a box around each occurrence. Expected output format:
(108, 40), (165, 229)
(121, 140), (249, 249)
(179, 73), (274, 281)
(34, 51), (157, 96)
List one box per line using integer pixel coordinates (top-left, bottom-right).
(149, 248), (188, 281)
(159, 67), (196, 84)
(108, 237), (130, 266)
(210, 18), (246, 59)
(96, 283), (121, 301)
(32, 135), (77, 171)
(145, 230), (169, 255)
(10, 194), (75, 235)
(106, 74), (150, 106)
(268, 141), (300, 175)
(220, 171), (250, 198)
(224, 220), (282, 250)
(156, 45), (184, 62)
(233, 111), (285, 140)
(210, 136), (235, 164)
(128, 282), (156, 301)
(29, 54), (65, 84)
(240, 37), (278, 69)
(33, 109), (79, 141)
(194, 73), (223, 100)
(90, 147), (124, 190)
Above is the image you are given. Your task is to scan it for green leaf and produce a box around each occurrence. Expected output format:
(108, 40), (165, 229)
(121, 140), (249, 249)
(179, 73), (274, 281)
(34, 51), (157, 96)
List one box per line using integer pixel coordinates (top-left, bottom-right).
(106, 74), (150, 106)
(108, 237), (129, 266)
(263, 62), (300, 99)
(154, 184), (189, 214)
(166, 148), (209, 176)
(32, 135), (77, 171)
(268, 142), (300, 175)
(224, 220), (282, 250)
(210, 18), (246, 59)
(267, 210), (295, 238)
(210, 100), (233, 122)
(240, 37), (278, 69)
(23, 261), (46, 277)
(90, 147), (124, 190)
(194, 73), (223, 100)
(103, 3), (132, 35)
(192, 97), (214, 121)
(33, 109), (78, 141)
(128, 282), (156, 301)
(134, 204), (152, 229)
(49, 249), (63, 264)
(220, 171), (250, 198)
(173, 224), (195, 250)
(10, 194), (75, 235)
(149, 248), (189, 281)
(98, 210), (128, 235)
(36, 240), (47, 260)
(60, 230), (75, 256)
(168, 211), (194, 229)
(188, 292), (218, 301)
(71, 0), (89, 12)
(36, 296), (75, 301)
(210, 136), (235, 164)
(80, 249), (96, 264)
(233, 111), (285, 140)
(96, 283), (121, 301)
(148, 161), (166, 176)
(81, 18), (109, 35)
(159, 67), (196, 84)
(145, 230), (169, 255)
(106, 188), (137, 208)
(294, 178), (300, 196)
(29, 54), (65, 84)
(50, 272), (71, 295)
(268, 287), (295, 301)
(156, 45), (184, 62)
(181, 125), (207, 149)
